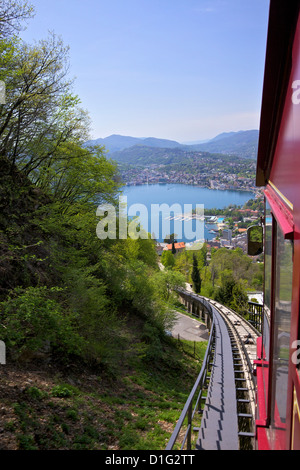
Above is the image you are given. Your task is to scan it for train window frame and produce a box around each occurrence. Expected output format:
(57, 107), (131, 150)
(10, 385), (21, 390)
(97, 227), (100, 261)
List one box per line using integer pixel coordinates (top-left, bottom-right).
(263, 193), (294, 448)
(269, 224), (293, 447)
(263, 200), (272, 362)
(260, 199), (272, 419)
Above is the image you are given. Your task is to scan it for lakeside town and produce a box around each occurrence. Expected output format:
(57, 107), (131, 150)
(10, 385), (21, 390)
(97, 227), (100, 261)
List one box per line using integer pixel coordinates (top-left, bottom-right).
(119, 159), (257, 193)
(155, 210), (261, 258)
(153, 196), (264, 258)
(118, 153), (263, 257)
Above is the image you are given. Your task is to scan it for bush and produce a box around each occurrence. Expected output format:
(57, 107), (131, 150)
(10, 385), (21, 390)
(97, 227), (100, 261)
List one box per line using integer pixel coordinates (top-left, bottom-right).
(51, 385), (76, 398)
(62, 266), (123, 364)
(214, 275), (248, 316)
(161, 250), (175, 269)
(141, 322), (164, 362)
(0, 286), (84, 360)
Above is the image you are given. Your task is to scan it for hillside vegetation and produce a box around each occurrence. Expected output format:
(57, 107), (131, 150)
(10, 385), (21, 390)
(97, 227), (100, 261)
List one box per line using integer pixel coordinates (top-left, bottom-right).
(161, 243), (263, 318)
(0, 1), (262, 451)
(0, 1), (210, 450)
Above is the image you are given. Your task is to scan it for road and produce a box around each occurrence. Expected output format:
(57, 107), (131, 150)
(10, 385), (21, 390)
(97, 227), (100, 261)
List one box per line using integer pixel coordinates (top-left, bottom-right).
(157, 263), (208, 342)
(171, 311), (209, 342)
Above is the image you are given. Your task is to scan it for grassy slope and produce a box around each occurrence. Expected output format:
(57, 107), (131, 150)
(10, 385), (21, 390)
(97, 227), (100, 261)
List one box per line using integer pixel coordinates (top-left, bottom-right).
(0, 158), (208, 450)
(0, 313), (208, 451)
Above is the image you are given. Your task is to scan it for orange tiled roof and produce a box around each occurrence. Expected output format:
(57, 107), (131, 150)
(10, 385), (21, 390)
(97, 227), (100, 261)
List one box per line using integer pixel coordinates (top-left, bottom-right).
(166, 242), (186, 250)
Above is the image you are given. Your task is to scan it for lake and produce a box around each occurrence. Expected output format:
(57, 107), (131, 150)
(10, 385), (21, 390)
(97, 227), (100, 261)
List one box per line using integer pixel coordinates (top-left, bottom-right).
(121, 183), (253, 243)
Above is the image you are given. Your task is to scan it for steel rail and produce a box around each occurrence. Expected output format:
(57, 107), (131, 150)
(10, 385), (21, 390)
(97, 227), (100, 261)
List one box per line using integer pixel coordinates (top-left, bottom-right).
(165, 307), (215, 450)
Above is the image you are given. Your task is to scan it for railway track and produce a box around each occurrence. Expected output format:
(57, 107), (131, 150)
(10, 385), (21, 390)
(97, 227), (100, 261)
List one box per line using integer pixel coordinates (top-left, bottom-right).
(207, 298), (259, 421)
(176, 290), (260, 448)
(196, 296), (260, 447)
(209, 299), (259, 358)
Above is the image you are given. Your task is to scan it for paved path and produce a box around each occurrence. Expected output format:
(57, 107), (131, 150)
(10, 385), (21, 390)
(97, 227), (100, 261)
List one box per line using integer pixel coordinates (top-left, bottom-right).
(171, 311), (209, 342)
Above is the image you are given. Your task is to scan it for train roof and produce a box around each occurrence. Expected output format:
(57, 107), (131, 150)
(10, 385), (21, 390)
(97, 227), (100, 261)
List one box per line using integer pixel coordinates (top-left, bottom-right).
(256, 0), (300, 187)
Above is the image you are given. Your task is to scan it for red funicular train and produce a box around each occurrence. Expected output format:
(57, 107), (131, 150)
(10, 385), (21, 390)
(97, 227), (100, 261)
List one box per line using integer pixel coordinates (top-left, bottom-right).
(253, 0), (300, 450)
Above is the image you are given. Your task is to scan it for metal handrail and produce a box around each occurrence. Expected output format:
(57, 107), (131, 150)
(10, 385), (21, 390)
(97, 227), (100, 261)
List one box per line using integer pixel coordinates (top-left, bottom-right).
(165, 302), (215, 450)
(247, 301), (263, 333)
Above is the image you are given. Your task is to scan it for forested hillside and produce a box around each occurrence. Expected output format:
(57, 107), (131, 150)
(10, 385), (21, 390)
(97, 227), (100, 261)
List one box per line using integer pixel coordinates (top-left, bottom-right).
(0, 1), (263, 451)
(0, 0), (193, 366)
(161, 243), (263, 318)
(0, 2), (210, 450)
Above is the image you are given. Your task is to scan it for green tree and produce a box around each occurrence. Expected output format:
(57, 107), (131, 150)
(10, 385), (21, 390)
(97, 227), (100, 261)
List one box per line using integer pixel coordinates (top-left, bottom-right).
(0, 0), (34, 38)
(164, 233), (177, 243)
(0, 286), (84, 360)
(0, 0), (194, 370)
(0, 31), (90, 177)
(173, 250), (190, 278)
(34, 144), (121, 206)
(161, 250), (175, 269)
(215, 276), (236, 306)
(151, 270), (185, 304)
(215, 274), (248, 316)
(191, 254), (201, 293)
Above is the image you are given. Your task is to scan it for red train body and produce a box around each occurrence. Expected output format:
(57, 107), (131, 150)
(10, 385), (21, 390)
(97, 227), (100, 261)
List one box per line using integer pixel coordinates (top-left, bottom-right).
(255, 0), (300, 450)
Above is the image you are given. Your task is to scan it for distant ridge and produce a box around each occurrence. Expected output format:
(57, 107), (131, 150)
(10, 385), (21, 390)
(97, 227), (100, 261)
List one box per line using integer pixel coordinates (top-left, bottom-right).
(84, 134), (182, 153)
(85, 129), (259, 160)
(189, 130), (259, 157)
(84, 134), (142, 153)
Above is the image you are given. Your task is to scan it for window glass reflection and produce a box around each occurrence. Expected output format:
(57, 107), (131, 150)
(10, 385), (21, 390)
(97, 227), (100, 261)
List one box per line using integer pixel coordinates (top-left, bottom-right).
(264, 202), (272, 361)
(270, 226), (293, 447)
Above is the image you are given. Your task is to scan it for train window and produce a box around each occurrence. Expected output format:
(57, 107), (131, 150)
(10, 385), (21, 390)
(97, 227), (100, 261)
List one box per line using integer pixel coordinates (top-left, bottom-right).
(261, 200), (272, 417)
(270, 224), (293, 446)
(263, 201), (272, 362)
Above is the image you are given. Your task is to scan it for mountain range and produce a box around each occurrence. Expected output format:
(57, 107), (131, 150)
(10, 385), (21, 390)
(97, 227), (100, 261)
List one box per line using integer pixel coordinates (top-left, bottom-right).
(85, 129), (259, 163)
(85, 135), (182, 153)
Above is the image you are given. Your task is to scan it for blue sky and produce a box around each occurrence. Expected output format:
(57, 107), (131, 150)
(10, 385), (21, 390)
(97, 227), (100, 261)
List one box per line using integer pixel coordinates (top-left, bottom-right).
(20, 0), (270, 142)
